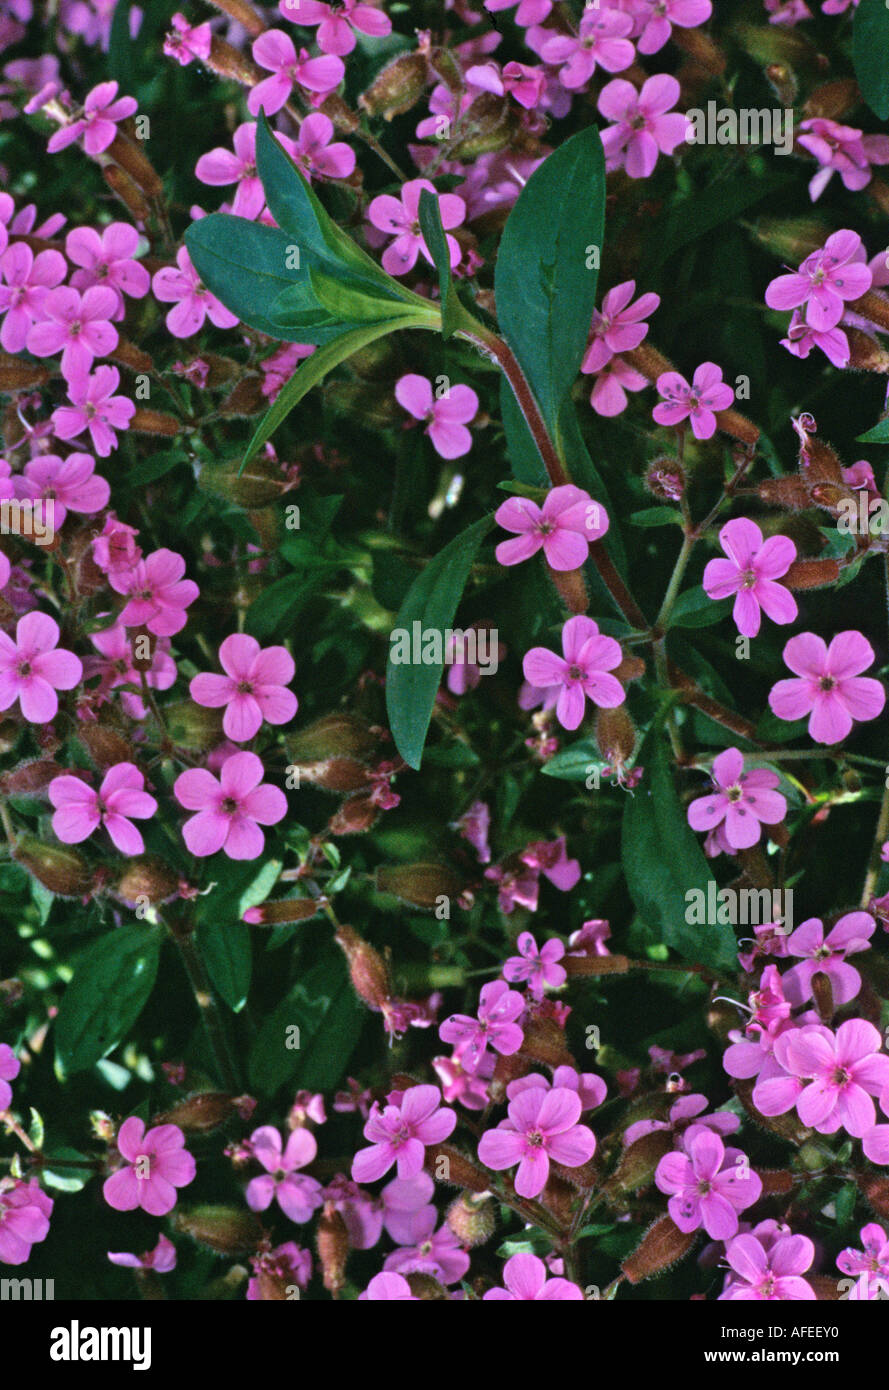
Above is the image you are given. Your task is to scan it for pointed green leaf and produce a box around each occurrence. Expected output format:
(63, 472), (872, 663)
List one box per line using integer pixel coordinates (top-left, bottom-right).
(854, 0), (889, 120)
(418, 188), (462, 340)
(307, 267), (440, 325)
(55, 925), (164, 1076)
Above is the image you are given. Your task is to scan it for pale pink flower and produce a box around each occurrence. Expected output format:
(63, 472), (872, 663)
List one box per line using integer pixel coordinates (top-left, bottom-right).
(541, 9), (635, 88)
(624, 1093), (739, 1148)
(780, 307), (850, 367)
(0, 241), (67, 352)
(26, 285), (119, 379)
(395, 373), (478, 458)
(464, 61), (546, 110)
(720, 1232), (816, 1300)
(195, 123), (277, 222)
(290, 111), (355, 180)
(245, 1125), (323, 1223)
(103, 1118), (196, 1216)
(771, 1020), (889, 1137)
(797, 117), (889, 202)
(0, 612), (82, 722)
(582, 279), (660, 373)
(653, 361), (734, 439)
(837, 1223), (889, 1285)
(451, 799), (491, 863)
(484, 0), (552, 24)
(0, 1181), (53, 1265)
(484, 1251), (583, 1299)
(66, 221), (150, 317)
(91, 515), (141, 575)
(655, 1129), (762, 1238)
(49, 762), (157, 854)
(52, 365), (135, 456)
(522, 614), (624, 731)
(108, 1234), (177, 1272)
(47, 81), (137, 156)
(110, 547), (199, 637)
(174, 751), (288, 860)
(163, 12), (212, 65)
(13, 452), (110, 528)
(383, 1210), (470, 1284)
(687, 747), (786, 850)
(503, 930), (566, 997)
(587, 354), (648, 416)
(190, 633), (297, 742)
(765, 230), (872, 331)
(368, 181), (466, 277)
(152, 247), (239, 338)
(247, 30), (345, 116)
(478, 1086), (596, 1198)
(782, 912), (875, 1007)
(495, 485), (608, 571)
(0, 1042), (20, 1111)
(360, 1271), (417, 1300)
(281, 0), (392, 56)
(633, 0), (713, 53)
(520, 838), (580, 891)
(703, 517), (797, 636)
(352, 1085), (457, 1183)
(768, 630), (885, 744)
(598, 73), (690, 179)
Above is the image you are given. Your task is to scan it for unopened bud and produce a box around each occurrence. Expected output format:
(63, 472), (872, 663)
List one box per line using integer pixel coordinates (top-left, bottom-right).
(518, 1015), (574, 1069)
(14, 834), (92, 898)
(199, 455), (285, 509)
(153, 1092), (255, 1133)
(316, 1206), (349, 1294)
(0, 758), (62, 797)
(860, 1175), (889, 1219)
(129, 408), (181, 438)
(375, 863), (464, 911)
(803, 78), (860, 122)
(595, 706), (636, 764)
(446, 1192), (495, 1247)
(847, 328), (889, 374)
(114, 855), (180, 907)
(424, 1143), (490, 1193)
(106, 134), (163, 200)
(406, 1273), (449, 1299)
(173, 1204), (264, 1256)
(163, 700), (224, 750)
(645, 457), (685, 501)
(77, 724), (135, 768)
(287, 713), (378, 764)
(782, 559), (840, 590)
(622, 1215), (697, 1284)
(359, 52), (428, 120)
(243, 898), (322, 925)
(611, 1131), (674, 1192)
(294, 758), (370, 794)
(757, 476), (811, 511)
(103, 163), (151, 221)
(334, 923), (391, 1010)
(0, 354), (49, 391)
(328, 793), (378, 835)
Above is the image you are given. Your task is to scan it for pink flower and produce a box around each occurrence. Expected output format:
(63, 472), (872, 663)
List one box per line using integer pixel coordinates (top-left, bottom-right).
(439, 979), (525, 1070)
(86, 622), (175, 720)
(26, 285), (119, 380)
(352, 1085), (457, 1183)
(720, 1232), (815, 1300)
(780, 307), (851, 367)
(837, 1223), (889, 1283)
(247, 1241), (312, 1298)
(625, 1093), (739, 1148)
(163, 12), (212, 65)
(65, 221), (150, 317)
(702, 517), (797, 637)
(91, 515), (141, 575)
(464, 61), (546, 110)
(0, 1181), (53, 1265)
(245, 1125), (323, 1223)
(282, 0), (392, 56)
(655, 1129), (762, 1239)
(485, 861), (540, 914)
(541, 9), (635, 89)
(485, 0), (552, 24)
(108, 1234), (177, 1273)
(0, 241), (67, 352)
(103, 1117), (196, 1216)
(368, 180), (466, 277)
(0, 612), (82, 722)
(190, 634), (298, 742)
(782, 912), (875, 1007)
(451, 799), (491, 863)
(49, 762), (157, 855)
(503, 930), (566, 997)
(687, 747), (787, 850)
(395, 373), (478, 459)
(633, 0), (713, 53)
(653, 361), (734, 439)
(484, 1251), (583, 1300)
(196, 123), (274, 222)
(495, 485), (608, 571)
(290, 111), (356, 181)
(383, 1211), (470, 1285)
(13, 452), (110, 529)
(507, 1067), (606, 1112)
(110, 547), (199, 636)
(478, 1086), (596, 1198)
(768, 630), (885, 744)
(586, 353), (648, 416)
(797, 117), (889, 202)
(522, 615), (624, 731)
(0, 1042), (20, 1111)
(247, 30), (345, 116)
(174, 751), (288, 860)
(52, 365), (136, 456)
(152, 247), (239, 338)
(582, 279), (660, 373)
(47, 81), (138, 156)
(774, 1020), (889, 1137)
(520, 838), (580, 891)
(598, 73), (690, 179)
(765, 231), (872, 332)
(360, 1271), (417, 1300)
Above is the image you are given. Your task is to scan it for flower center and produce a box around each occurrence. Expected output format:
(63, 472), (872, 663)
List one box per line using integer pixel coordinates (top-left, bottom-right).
(832, 1066), (851, 1088)
(741, 569), (758, 589)
(819, 676), (836, 691)
(568, 664), (586, 681)
(222, 796), (239, 814)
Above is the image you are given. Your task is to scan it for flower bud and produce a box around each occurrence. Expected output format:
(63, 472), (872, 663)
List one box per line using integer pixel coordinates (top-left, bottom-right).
(328, 793), (378, 835)
(173, 1205), (264, 1256)
(0, 354), (49, 391)
(847, 328), (889, 374)
(218, 376), (266, 419)
(782, 558), (840, 590)
(424, 1143), (491, 1193)
(518, 1015), (574, 1069)
(14, 834), (93, 898)
(757, 476), (811, 511)
(163, 700), (225, 750)
(316, 1205), (349, 1295)
(243, 898), (323, 926)
(563, 954), (630, 977)
(803, 78), (860, 122)
(0, 758), (63, 797)
(334, 923), (391, 1011)
(622, 1215), (697, 1284)
(595, 706), (636, 765)
(205, 36), (263, 87)
(203, 0), (264, 37)
(287, 713), (379, 764)
(114, 855), (180, 907)
(375, 863), (464, 911)
(359, 52), (428, 120)
(153, 1092), (255, 1133)
(103, 163), (151, 222)
(610, 1131), (674, 1193)
(406, 1273), (450, 1299)
(860, 1175), (889, 1219)
(293, 758), (371, 794)
(645, 457), (685, 500)
(446, 1192), (495, 1247)
(77, 724), (135, 768)
(129, 408), (181, 437)
(199, 455), (285, 509)
(106, 134), (163, 200)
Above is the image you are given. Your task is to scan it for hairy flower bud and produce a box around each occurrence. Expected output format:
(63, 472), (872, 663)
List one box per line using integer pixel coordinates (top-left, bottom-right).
(242, 898), (322, 926)
(14, 834), (93, 898)
(113, 855), (180, 907)
(316, 1205), (350, 1295)
(293, 758), (371, 794)
(446, 1192), (495, 1247)
(375, 863), (464, 911)
(163, 700), (224, 750)
(334, 923), (391, 1011)
(287, 713), (379, 764)
(782, 558), (840, 590)
(622, 1215), (697, 1284)
(198, 455), (286, 509)
(77, 724), (135, 768)
(424, 1143), (491, 1193)
(0, 354), (49, 391)
(359, 52), (428, 120)
(153, 1092), (255, 1133)
(518, 1015), (574, 1069)
(610, 1131), (674, 1193)
(173, 1205), (264, 1256)
(0, 758), (62, 797)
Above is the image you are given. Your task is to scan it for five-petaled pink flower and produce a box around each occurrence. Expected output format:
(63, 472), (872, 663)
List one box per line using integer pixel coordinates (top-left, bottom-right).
(720, 1232), (816, 1301)
(395, 373), (478, 459)
(103, 1117), (196, 1216)
(0, 1042), (20, 1111)
(583, 279), (660, 373)
(0, 1181), (53, 1265)
(352, 1085), (457, 1183)
(541, 9), (635, 89)
(289, 111), (356, 181)
(110, 547), (199, 636)
(14, 452), (110, 529)
(27, 285), (119, 380)
(635, 0), (713, 54)
(654, 1128), (762, 1239)
(503, 931), (567, 998)
(195, 122), (276, 221)
(0, 612), (82, 722)
(52, 365), (136, 456)
(598, 74), (690, 179)
(49, 762), (157, 855)
(66, 221), (150, 316)
(368, 180), (466, 277)
(687, 747), (787, 850)
(782, 912), (875, 1008)
(190, 634), (298, 742)
(247, 30), (345, 116)
(653, 361), (734, 439)
(768, 630), (885, 744)
(174, 751), (288, 860)
(0, 241), (67, 352)
(439, 979), (525, 1071)
(281, 0), (392, 56)
(703, 517), (797, 637)
(47, 81), (138, 157)
(483, 1251), (583, 1300)
(522, 615), (624, 731)
(772, 1019), (889, 1137)
(495, 485), (608, 572)
(245, 1125), (323, 1223)
(478, 1085), (596, 1198)
(765, 230), (872, 331)
(152, 247), (240, 339)
(163, 12), (212, 66)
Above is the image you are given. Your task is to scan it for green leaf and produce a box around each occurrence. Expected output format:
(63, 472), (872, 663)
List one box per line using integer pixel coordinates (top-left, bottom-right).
(854, 0), (889, 120)
(541, 738), (604, 782)
(494, 127), (605, 449)
(856, 418), (889, 444)
(630, 507), (684, 529)
(55, 925), (164, 1075)
(621, 727), (736, 971)
(668, 586), (731, 629)
(386, 516), (494, 769)
(195, 916), (251, 1013)
(248, 949), (365, 1095)
(418, 188), (462, 339)
(308, 267), (438, 326)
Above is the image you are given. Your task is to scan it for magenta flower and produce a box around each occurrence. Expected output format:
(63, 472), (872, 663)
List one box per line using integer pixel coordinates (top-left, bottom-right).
(108, 1234), (178, 1273)
(586, 353), (648, 416)
(245, 1125), (323, 1223)
(495, 485), (608, 572)
(503, 931), (567, 997)
(0, 241), (67, 352)
(196, 122), (271, 221)
(290, 111), (356, 180)
(351, 1085), (457, 1183)
(14, 452), (110, 529)
(163, 12), (212, 66)
(110, 547), (199, 636)
(47, 81), (137, 156)
(583, 280), (660, 373)
(541, 9), (635, 89)
(52, 365), (136, 457)
(66, 221), (150, 313)
(780, 308), (851, 368)
(837, 1223), (889, 1283)
(383, 1210), (470, 1285)
(247, 30), (345, 116)
(282, 0), (392, 56)
(247, 1242), (312, 1299)
(102, 1118), (195, 1217)
(653, 361), (734, 439)
(360, 1272), (417, 1300)
(634, 0), (713, 54)
(768, 630), (885, 744)
(439, 979), (525, 1070)
(484, 1251), (583, 1300)
(797, 117), (889, 202)
(484, 0), (552, 24)
(152, 247), (239, 339)
(687, 748), (787, 851)
(26, 285), (119, 380)
(0, 612), (82, 722)
(368, 181), (466, 277)
(464, 61), (546, 111)
(174, 751), (288, 860)
(522, 615), (625, 731)
(0, 1181), (53, 1265)
(395, 373), (478, 459)
(772, 1020), (889, 1136)
(0, 1042), (20, 1111)
(478, 1086), (596, 1198)
(520, 838), (581, 891)
(624, 1093), (739, 1148)
(783, 912), (875, 1007)
(702, 517), (797, 637)
(655, 1129), (762, 1239)
(190, 633), (298, 742)
(598, 74), (690, 179)
(765, 231), (872, 332)
(720, 1232), (816, 1301)
(49, 762), (157, 855)
(86, 622), (176, 721)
